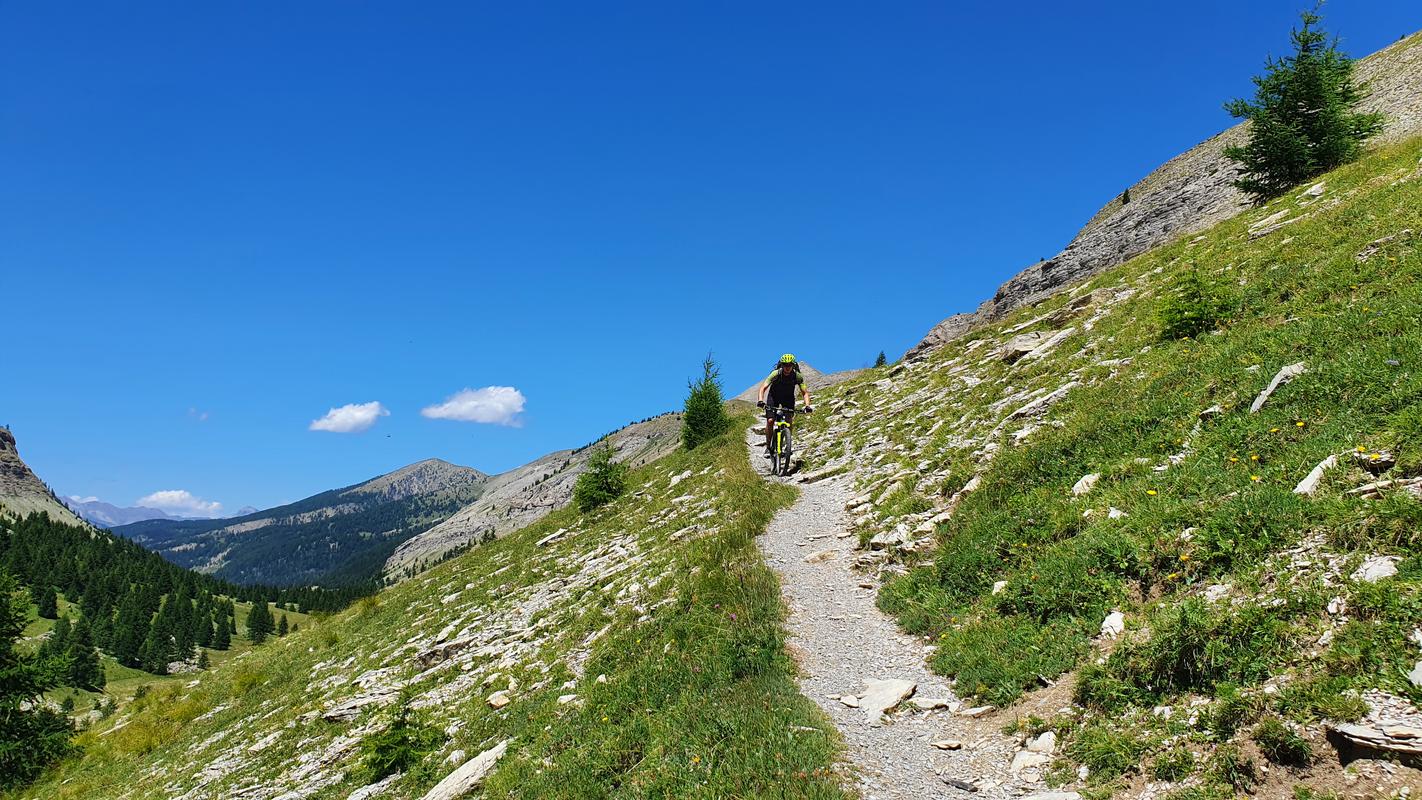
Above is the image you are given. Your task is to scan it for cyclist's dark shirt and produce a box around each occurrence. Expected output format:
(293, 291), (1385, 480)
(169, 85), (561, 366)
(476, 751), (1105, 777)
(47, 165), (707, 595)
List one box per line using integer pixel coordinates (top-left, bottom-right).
(763, 369), (804, 408)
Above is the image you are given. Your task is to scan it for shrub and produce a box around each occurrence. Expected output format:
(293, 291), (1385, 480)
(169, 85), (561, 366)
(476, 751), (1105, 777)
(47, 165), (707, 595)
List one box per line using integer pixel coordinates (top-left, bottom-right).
(574, 445), (628, 513)
(1064, 722), (1149, 783)
(1159, 268), (1232, 340)
(682, 354), (730, 450)
(358, 695), (445, 782)
(1253, 716), (1313, 766)
(1223, 9), (1385, 202)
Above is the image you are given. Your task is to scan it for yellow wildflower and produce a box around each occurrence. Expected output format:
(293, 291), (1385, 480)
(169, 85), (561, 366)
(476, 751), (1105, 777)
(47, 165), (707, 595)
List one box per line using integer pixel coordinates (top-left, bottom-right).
(1147, 490), (1158, 496)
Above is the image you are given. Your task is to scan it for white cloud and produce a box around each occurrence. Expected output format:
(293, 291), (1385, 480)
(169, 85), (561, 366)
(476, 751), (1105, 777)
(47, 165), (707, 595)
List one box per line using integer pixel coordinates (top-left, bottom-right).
(68, 495), (100, 504)
(188, 407), (210, 422)
(138, 490), (223, 515)
(309, 401), (389, 433)
(421, 386), (526, 426)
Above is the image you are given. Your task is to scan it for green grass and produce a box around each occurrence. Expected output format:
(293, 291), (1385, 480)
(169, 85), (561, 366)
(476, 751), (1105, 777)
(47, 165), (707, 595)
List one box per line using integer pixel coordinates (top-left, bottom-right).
(14, 419), (850, 800)
(794, 136), (1422, 792)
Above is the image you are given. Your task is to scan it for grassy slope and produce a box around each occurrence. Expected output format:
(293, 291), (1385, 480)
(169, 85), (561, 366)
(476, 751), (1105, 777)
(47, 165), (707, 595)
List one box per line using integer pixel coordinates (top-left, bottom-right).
(15, 420), (851, 800)
(798, 139), (1422, 795)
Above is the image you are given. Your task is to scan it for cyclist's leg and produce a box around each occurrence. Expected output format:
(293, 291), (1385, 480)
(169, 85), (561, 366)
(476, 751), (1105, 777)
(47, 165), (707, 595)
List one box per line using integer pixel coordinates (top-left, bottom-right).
(764, 410), (774, 450)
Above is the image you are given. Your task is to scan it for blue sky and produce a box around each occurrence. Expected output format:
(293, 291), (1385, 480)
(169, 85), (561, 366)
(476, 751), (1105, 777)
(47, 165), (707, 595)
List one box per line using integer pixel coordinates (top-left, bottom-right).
(3, 2), (1417, 514)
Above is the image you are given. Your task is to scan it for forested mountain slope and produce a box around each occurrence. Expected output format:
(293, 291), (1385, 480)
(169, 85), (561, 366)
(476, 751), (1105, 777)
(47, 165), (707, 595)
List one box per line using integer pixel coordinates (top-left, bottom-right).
(116, 459), (489, 587)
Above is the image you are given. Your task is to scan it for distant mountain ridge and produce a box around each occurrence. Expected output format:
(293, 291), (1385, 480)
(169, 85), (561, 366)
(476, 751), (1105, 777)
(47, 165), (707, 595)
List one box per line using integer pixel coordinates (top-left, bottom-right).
(115, 458), (489, 587)
(64, 498), (192, 527)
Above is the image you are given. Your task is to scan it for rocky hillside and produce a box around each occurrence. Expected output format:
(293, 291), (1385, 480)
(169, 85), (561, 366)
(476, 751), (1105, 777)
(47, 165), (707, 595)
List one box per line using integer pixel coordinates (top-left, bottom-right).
(908, 30), (1422, 360)
(117, 459), (490, 587)
(383, 413), (682, 579)
(0, 427), (85, 526)
(797, 136), (1422, 796)
(18, 420), (851, 800)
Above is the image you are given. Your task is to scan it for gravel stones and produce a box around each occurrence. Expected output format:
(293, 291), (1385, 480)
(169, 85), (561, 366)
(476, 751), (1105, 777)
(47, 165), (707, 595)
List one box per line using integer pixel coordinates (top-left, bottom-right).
(750, 434), (1011, 800)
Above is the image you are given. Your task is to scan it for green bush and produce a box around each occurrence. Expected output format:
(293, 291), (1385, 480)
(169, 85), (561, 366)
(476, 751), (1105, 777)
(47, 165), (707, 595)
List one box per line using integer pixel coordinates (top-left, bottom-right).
(574, 445), (629, 513)
(1253, 716), (1313, 766)
(1159, 268), (1232, 340)
(682, 354), (730, 450)
(358, 695), (445, 783)
(1064, 722), (1149, 783)
(1223, 9), (1384, 201)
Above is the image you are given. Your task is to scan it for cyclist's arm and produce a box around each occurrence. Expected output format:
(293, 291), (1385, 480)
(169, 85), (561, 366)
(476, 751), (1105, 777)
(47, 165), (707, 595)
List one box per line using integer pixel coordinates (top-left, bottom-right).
(757, 372), (775, 404)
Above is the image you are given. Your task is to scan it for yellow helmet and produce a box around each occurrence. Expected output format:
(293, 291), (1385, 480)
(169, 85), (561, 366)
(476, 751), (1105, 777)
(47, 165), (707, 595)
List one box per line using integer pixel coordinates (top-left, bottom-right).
(778, 353), (797, 365)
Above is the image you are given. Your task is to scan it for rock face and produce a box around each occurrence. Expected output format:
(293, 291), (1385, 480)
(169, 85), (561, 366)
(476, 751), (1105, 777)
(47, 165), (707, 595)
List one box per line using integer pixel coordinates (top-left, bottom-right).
(0, 428), (85, 526)
(906, 31), (1422, 360)
(384, 414), (683, 579)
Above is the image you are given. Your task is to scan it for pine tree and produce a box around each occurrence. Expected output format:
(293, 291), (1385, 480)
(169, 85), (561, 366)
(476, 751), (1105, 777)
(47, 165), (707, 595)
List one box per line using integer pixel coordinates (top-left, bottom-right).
(1224, 8), (1385, 202)
(277, 614), (289, 637)
(213, 615), (232, 650)
(36, 585), (59, 619)
(66, 615), (105, 691)
(290, 622), (300, 634)
(196, 649), (210, 670)
(573, 444), (629, 513)
(246, 601), (274, 644)
(681, 353), (730, 450)
(39, 615), (72, 662)
(874, 351), (887, 368)
(0, 571), (74, 790)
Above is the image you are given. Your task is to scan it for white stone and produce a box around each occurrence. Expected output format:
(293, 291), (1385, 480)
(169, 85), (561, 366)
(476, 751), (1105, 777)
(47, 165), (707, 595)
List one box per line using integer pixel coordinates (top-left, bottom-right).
(868, 526), (910, 551)
(1027, 731), (1057, 754)
(557, 694), (579, 705)
(1022, 793), (1081, 800)
(421, 740), (510, 800)
(932, 739), (963, 750)
(1328, 597), (1347, 615)
(839, 695), (861, 708)
(1071, 473), (1100, 496)
(1107, 507), (1127, 519)
(957, 705), (994, 718)
(1409, 662), (1422, 689)
(1303, 180), (1326, 197)
(991, 580), (1009, 595)
(1203, 584), (1230, 602)
(1352, 555), (1400, 583)
(668, 470), (692, 488)
(908, 697), (954, 711)
(1249, 362), (1307, 413)
(347, 775), (400, 800)
(804, 549), (838, 564)
(486, 690), (511, 709)
(1011, 750), (1051, 774)
(1101, 611), (1125, 639)
(1294, 455), (1338, 496)
(858, 678), (916, 720)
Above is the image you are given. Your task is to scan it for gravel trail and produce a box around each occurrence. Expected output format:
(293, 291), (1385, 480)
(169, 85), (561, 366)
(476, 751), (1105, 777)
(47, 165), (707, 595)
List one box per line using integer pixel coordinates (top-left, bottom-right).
(748, 431), (1015, 800)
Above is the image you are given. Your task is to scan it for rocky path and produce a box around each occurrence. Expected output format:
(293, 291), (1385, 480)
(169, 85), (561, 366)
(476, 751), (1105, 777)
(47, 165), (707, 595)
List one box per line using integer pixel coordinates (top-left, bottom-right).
(748, 431), (1017, 800)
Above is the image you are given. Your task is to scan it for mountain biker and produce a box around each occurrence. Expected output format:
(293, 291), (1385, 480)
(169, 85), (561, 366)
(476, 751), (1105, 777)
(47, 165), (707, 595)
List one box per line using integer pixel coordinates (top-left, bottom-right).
(756, 354), (812, 452)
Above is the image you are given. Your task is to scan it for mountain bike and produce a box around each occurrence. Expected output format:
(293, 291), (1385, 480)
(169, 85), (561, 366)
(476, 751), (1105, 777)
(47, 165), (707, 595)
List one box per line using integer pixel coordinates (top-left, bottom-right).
(764, 405), (810, 476)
